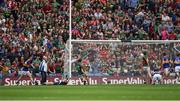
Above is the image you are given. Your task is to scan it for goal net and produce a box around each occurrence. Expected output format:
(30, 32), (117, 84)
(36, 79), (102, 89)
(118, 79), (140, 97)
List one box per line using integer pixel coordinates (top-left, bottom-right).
(71, 40), (180, 77)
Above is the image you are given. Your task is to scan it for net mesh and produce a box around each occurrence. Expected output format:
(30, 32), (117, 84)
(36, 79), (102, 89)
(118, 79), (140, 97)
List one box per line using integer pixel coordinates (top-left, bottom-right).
(71, 41), (180, 77)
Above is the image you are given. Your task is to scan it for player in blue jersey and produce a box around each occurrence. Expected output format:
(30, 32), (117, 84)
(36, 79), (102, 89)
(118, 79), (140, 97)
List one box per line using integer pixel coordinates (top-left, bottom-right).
(174, 53), (180, 82)
(16, 56), (34, 85)
(152, 68), (163, 84)
(162, 53), (171, 77)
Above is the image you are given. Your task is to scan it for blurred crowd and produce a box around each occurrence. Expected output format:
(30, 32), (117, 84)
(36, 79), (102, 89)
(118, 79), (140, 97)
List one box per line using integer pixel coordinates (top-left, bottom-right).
(72, 42), (180, 77)
(72, 0), (180, 40)
(0, 0), (69, 78)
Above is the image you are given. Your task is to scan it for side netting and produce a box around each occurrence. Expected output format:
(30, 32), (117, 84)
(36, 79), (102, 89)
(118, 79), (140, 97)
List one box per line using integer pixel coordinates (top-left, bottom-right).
(71, 40), (180, 80)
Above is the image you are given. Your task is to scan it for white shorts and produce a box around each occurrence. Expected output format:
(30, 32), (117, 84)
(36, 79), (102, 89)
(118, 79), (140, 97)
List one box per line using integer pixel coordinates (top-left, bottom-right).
(164, 68), (169, 72)
(19, 71), (30, 75)
(83, 71), (88, 76)
(175, 66), (180, 73)
(143, 66), (150, 71)
(153, 74), (162, 81)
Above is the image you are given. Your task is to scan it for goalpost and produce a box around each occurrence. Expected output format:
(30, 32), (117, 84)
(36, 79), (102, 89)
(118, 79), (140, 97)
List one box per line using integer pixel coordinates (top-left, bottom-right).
(69, 40), (180, 78)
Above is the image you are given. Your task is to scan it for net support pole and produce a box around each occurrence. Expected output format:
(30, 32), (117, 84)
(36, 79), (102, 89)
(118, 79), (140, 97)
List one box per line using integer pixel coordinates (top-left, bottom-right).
(69, 0), (72, 78)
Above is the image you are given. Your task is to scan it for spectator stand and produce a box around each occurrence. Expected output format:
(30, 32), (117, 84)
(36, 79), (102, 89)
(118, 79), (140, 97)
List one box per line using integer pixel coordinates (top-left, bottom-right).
(0, 0), (69, 80)
(72, 0), (180, 40)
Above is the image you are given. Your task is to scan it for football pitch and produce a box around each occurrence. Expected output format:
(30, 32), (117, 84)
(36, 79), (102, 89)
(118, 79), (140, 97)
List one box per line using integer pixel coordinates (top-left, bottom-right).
(0, 85), (180, 100)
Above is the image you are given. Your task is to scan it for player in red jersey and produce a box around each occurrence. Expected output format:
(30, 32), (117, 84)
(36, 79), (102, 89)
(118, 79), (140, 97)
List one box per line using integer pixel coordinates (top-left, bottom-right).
(140, 52), (151, 84)
(80, 58), (90, 85)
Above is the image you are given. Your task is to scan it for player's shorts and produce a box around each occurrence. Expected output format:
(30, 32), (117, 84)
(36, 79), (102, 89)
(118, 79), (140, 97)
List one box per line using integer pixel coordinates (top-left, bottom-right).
(19, 71), (30, 75)
(81, 71), (88, 77)
(163, 67), (169, 73)
(175, 66), (180, 73)
(0, 73), (2, 79)
(143, 66), (150, 72)
(153, 74), (162, 81)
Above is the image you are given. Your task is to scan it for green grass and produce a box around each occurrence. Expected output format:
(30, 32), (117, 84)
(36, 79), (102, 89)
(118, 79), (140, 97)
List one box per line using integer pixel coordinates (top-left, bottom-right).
(0, 85), (180, 100)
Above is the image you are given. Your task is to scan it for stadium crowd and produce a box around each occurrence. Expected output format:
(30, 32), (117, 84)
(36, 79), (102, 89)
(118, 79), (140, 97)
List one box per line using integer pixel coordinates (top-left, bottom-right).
(0, 0), (69, 79)
(72, 0), (180, 40)
(0, 0), (180, 85)
(71, 42), (180, 77)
